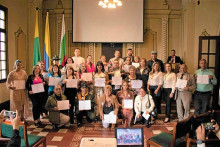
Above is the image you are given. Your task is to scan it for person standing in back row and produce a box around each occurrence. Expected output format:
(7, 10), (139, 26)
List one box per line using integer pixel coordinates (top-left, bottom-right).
(147, 51), (164, 72)
(194, 59), (217, 115)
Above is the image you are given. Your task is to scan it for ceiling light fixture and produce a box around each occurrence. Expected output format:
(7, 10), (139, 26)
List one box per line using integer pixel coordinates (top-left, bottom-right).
(98, 0), (122, 8)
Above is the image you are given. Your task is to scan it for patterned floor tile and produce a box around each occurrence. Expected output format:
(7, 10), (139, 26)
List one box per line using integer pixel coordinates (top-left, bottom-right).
(27, 131), (32, 134)
(44, 125), (53, 129)
(51, 136), (63, 142)
(166, 127), (173, 131)
(37, 132), (49, 136)
(32, 128), (43, 132)
(28, 124), (37, 129)
(58, 129), (68, 133)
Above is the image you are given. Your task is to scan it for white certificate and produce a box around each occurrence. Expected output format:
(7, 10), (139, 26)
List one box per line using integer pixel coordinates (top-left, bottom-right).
(31, 83), (44, 94)
(66, 79), (78, 88)
(57, 100), (69, 110)
(95, 78), (106, 87)
(131, 80), (142, 89)
(14, 80), (25, 90)
(104, 112), (116, 124)
(79, 100), (91, 110)
(197, 75), (209, 84)
(81, 73), (93, 81)
(112, 77), (122, 85)
(123, 99), (133, 109)
(176, 79), (187, 89)
(132, 63), (140, 68)
(142, 112), (150, 120)
(124, 65), (131, 72)
(48, 77), (60, 86)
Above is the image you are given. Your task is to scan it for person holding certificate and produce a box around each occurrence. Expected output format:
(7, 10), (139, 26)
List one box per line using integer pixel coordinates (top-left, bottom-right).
(60, 66), (79, 124)
(6, 60), (28, 119)
(45, 84), (70, 128)
(162, 63), (176, 123)
(194, 59), (217, 115)
(26, 65), (46, 126)
(134, 87), (155, 128)
(147, 62), (164, 119)
(39, 61), (49, 119)
(109, 59), (125, 95)
(94, 61), (109, 118)
(100, 55), (110, 73)
(124, 66), (141, 95)
(85, 55), (95, 73)
(116, 81), (134, 128)
(60, 57), (74, 75)
(176, 64), (195, 121)
(99, 85), (119, 129)
(47, 65), (61, 96)
(122, 57), (132, 74)
(136, 58), (150, 88)
(75, 82), (95, 127)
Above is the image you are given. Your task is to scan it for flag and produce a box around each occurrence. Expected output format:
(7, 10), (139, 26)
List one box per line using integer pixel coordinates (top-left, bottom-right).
(33, 9), (41, 66)
(59, 14), (67, 66)
(44, 12), (51, 70)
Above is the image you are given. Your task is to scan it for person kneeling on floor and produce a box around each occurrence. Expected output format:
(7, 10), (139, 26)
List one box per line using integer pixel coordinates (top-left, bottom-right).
(45, 84), (70, 128)
(75, 81), (96, 127)
(134, 87), (155, 128)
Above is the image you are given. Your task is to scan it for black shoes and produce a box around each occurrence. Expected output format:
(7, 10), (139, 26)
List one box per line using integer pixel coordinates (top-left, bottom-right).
(77, 123), (82, 128)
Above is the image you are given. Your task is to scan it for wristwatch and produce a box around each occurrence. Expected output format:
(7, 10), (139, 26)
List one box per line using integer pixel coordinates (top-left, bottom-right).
(196, 140), (205, 144)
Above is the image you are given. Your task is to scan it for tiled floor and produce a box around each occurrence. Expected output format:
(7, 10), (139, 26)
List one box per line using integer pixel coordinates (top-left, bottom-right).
(26, 119), (174, 147)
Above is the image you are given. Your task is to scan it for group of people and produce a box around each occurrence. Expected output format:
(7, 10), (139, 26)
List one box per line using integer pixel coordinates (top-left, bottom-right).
(6, 48), (217, 129)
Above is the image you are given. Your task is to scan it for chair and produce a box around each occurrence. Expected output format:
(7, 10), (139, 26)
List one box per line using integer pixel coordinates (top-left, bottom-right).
(147, 116), (194, 147)
(0, 120), (46, 147)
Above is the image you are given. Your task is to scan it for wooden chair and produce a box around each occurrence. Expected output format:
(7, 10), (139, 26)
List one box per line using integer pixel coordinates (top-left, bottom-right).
(0, 120), (46, 147)
(147, 116), (194, 147)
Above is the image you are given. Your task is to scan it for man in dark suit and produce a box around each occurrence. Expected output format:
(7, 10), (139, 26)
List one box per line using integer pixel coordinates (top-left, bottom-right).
(167, 49), (183, 64)
(147, 51), (164, 72)
(123, 48), (134, 62)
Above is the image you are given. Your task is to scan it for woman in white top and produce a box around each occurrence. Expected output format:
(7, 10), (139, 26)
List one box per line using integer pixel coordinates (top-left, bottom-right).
(163, 63), (176, 123)
(134, 87), (155, 128)
(147, 62), (164, 118)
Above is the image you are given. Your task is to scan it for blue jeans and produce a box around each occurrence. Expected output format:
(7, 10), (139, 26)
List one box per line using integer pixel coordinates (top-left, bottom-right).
(194, 91), (211, 115)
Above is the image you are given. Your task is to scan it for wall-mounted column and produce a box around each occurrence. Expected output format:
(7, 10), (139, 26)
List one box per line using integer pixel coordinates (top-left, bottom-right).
(161, 17), (168, 62)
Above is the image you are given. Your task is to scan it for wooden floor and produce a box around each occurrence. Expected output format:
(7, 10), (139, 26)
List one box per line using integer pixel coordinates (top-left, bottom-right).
(27, 118), (174, 147)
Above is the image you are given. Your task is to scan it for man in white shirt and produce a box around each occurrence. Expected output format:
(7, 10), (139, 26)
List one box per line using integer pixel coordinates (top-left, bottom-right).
(72, 48), (85, 71)
(134, 87), (155, 128)
(109, 50), (124, 69)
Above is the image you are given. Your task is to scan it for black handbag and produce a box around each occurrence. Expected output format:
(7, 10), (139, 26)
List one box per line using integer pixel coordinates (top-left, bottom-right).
(148, 93), (158, 117)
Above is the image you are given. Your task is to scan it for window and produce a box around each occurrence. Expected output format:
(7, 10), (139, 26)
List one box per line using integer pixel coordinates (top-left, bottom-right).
(0, 5), (7, 82)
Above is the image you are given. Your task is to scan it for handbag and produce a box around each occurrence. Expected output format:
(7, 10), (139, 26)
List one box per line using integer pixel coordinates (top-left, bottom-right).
(148, 93), (158, 118)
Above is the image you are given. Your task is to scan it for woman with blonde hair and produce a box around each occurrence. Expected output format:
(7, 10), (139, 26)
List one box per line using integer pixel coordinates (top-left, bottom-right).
(99, 85), (119, 129)
(116, 80), (134, 128)
(147, 62), (164, 119)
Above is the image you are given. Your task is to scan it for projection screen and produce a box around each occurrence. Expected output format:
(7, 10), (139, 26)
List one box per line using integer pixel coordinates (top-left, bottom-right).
(72, 0), (144, 43)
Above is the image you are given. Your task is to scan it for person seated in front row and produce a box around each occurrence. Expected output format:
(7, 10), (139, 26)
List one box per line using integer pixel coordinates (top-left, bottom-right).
(99, 85), (119, 129)
(75, 81), (95, 127)
(134, 87), (155, 128)
(45, 84), (70, 128)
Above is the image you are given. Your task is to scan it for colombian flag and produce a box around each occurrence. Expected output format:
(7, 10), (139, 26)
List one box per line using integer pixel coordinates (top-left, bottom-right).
(59, 14), (67, 66)
(33, 9), (41, 66)
(44, 12), (51, 70)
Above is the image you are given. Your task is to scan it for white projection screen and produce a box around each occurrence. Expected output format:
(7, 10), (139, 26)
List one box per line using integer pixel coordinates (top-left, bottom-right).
(72, 0), (144, 43)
